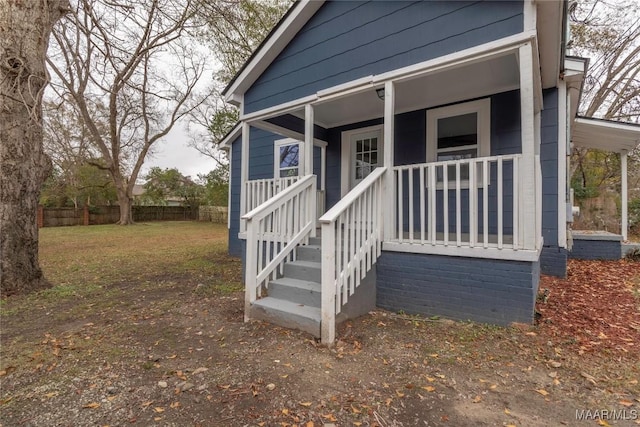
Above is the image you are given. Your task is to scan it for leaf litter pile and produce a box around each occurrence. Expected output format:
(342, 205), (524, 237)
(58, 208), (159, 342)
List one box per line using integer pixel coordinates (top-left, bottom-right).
(1, 224), (639, 426)
(537, 259), (640, 357)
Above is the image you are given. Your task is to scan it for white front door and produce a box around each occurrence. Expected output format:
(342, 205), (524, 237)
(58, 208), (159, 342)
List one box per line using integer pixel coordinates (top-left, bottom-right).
(341, 126), (383, 196)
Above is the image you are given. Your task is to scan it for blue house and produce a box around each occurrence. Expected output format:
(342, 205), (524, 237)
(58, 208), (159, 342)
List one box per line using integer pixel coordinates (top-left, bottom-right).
(219, 0), (640, 344)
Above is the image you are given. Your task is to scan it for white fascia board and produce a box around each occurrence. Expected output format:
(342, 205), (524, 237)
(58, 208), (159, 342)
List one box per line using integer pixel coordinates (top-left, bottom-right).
(564, 57), (587, 74)
(241, 94), (318, 123)
(223, 1), (325, 103)
(219, 123), (242, 150)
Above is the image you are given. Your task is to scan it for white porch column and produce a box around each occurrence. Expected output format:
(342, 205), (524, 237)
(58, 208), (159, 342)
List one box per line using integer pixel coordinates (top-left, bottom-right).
(519, 43), (537, 250)
(621, 150), (628, 241)
(383, 81), (395, 241)
(240, 122), (250, 233)
(304, 104), (314, 176)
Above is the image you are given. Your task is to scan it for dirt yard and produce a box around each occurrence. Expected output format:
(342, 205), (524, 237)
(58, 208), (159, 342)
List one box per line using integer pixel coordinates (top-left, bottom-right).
(1, 222), (639, 426)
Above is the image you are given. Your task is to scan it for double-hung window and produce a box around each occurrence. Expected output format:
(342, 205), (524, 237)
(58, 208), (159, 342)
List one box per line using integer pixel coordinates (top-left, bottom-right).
(426, 98), (490, 183)
(274, 138), (300, 178)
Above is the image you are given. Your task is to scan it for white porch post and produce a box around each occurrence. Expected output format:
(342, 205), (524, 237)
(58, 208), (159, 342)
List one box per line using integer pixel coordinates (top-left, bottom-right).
(383, 81), (395, 241)
(519, 43), (537, 250)
(305, 104), (316, 237)
(240, 122), (250, 233)
(621, 150), (628, 241)
(304, 104), (314, 176)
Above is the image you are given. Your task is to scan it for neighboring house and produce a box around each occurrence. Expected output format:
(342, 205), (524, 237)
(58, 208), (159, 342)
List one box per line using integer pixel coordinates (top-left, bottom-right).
(219, 0), (640, 344)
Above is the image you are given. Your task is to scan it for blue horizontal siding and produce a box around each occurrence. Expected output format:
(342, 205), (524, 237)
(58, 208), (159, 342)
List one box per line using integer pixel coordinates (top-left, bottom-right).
(245, 0), (523, 113)
(229, 136), (243, 257)
(541, 88), (559, 248)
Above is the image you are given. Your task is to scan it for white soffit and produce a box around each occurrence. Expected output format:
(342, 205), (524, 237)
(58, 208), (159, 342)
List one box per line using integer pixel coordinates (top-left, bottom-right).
(536, 0), (564, 89)
(573, 117), (640, 153)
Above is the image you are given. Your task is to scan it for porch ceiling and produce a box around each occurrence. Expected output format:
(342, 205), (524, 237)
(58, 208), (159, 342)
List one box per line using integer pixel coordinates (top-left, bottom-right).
(310, 53), (520, 128)
(573, 117), (640, 153)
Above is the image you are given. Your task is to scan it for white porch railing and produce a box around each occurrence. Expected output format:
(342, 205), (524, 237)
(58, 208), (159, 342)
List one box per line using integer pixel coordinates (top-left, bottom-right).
(319, 167), (386, 344)
(242, 175), (317, 320)
(245, 177), (300, 216)
(391, 155), (525, 250)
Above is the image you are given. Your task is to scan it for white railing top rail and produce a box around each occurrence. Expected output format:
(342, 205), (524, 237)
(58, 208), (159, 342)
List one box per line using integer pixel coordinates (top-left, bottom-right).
(242, 174), (315, 222)
(319, 167), (387, 224)
(391, 154), (522, 171)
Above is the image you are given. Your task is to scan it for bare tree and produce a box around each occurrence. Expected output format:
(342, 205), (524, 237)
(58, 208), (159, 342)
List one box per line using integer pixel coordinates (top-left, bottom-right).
(47, 0), (210, 224)
(187, 0), (289, 163)
(0, 0), (69, 296)
(569, 0), (640, 208)
(570, 0), (640, 122)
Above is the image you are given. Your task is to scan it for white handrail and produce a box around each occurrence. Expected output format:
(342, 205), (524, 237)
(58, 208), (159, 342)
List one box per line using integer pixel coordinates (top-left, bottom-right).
(319, 167), (387, 223)
(244, 175), (316, 321)
(320, 167), (386, 344)
(244, 176), (299, 219)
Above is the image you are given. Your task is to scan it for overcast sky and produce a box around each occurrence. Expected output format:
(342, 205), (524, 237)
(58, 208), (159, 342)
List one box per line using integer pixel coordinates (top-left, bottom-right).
(141, 122), (216, 181)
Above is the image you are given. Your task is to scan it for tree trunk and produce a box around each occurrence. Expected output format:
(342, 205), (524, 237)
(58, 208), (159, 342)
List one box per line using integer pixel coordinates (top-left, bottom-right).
(115, 186), (134, 225)
(0, 0), (69, 297)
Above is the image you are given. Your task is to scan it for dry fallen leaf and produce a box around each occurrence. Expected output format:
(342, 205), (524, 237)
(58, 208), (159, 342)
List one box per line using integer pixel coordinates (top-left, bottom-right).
(535, 389), (549, 396)
(83, 402), (100, 409)
(421, 386), (436, 392)
(299, 402), (312, 407)
(619, 399), (634, 407)
(154, 407), (165, 413)
(472, 396), (482, 403)
(322, 414), (337, 422)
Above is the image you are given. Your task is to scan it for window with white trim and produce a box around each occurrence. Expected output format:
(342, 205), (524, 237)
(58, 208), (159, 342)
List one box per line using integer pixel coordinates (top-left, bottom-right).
(426, 98), (490, 181)
(274, 139), (300, 178)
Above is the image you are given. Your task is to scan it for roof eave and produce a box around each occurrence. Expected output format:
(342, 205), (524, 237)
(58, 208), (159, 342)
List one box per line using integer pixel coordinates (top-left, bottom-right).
(219, 122), (242, 151)
(536, 0), (565, 89)
(222, 0), (325, 103)
(573, 116), (640, 153)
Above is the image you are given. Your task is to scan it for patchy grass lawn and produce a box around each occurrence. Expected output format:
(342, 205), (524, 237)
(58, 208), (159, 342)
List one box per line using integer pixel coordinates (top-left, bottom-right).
(1, 222), (639, 426)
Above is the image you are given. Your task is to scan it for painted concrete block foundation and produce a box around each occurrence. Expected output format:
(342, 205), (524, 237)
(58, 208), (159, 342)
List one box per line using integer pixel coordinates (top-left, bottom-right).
(569, 231), (622, 260)
(376, 251), (540, 326)
(540, 246), (568, 278)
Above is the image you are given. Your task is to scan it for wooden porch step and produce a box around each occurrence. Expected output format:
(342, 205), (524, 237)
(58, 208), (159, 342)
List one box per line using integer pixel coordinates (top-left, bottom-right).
(269, 277), (321, 308)
(250, 297), (321, 337)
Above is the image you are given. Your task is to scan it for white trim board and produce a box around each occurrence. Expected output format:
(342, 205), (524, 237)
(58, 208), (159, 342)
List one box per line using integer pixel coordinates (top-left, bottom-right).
(382, 241), (541, 262)
(250, 119), (328, 148)
(426, 98), (491, 162)
(340, 125), (384, 197)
